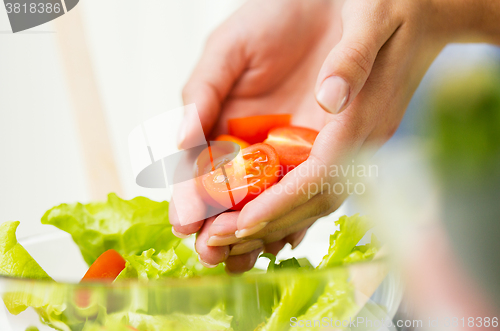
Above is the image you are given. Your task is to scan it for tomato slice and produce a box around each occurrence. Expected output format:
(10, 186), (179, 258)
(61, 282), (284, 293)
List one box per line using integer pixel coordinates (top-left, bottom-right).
(194, 142), (241, 208)
(215, 134), (250, 150)
(201, 143), (280, 210)
(81, 249), (126, 282)
(194, 145), (223, 208)
(77, 249), (126, 307)
(228, 114), (291, 144)
(264, 126), (319, 175)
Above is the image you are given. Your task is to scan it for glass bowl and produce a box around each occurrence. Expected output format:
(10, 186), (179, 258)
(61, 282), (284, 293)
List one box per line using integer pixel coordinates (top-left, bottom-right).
(0, 222), (402, 331)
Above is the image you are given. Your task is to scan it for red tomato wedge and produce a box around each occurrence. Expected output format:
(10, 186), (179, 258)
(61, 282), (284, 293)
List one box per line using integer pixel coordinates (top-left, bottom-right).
(201, 143), (280, 210)
(77, 249), (126, 307)
(194, 142), (240, 208)
(81, 249), (126, 282)
(228, 114), (291, 144)
(264, 126), (319, 175)
(194, 145), (223, 208)
(215, 134), (250, 150)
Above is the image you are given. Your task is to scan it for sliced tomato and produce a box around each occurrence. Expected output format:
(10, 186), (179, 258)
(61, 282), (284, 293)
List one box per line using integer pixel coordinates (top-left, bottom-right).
(194, 142), (240, 208)
(264, 126), (319, 175)
(77, 249), (126, 307)
(81, 249), (126, 282)
(215, 134), (250, 149)
(228, 114), (291, 144)
(194, 145), (222, 207)
(201, 143), (280, 210)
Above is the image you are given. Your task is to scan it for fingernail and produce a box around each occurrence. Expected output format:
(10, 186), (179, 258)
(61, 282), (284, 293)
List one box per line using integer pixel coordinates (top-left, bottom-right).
(235, 222), (268, 239)
(290, 230), (307, 250)
(172, 227), (191, 239)
(229, 239), (264, 256)
(198, 254), (218, 268)
(207, 234), (240, 246)
(316, 76), (349, 114)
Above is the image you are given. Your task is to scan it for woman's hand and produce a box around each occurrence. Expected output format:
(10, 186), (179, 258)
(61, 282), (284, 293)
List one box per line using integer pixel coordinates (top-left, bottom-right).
(171, 0), (500, 273)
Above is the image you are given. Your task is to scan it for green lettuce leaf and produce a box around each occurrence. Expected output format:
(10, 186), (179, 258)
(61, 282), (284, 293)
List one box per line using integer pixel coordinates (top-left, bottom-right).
(0, 221), (51, 281)
(290, 270), (357, 330)
(41, 194), (178, 266)
(255, 255), (318, 331)
(258, 214), (380, 331)
(261, 253), (301, 272)
(82, 304), (233, 331)
(173, 243), (226, 277)
(0, 221), (70, 330)
(318, 214), (374, 268)
(289, 216), (380, 330)
(342, 233), (380, 265)
(116, 248), (193, 282)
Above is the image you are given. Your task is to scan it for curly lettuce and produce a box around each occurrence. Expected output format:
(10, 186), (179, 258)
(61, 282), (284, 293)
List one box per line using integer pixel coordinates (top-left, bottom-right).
(318, 214), (374, 268)
(255, 255), (318, 331)
(41, 194), (178, 266)
(256, 214), (380, 331)
(116, 248), (193, 281)
(0, 221), (51, 281)
(0, 221), (70, 330)
(106, 304), (233, 331)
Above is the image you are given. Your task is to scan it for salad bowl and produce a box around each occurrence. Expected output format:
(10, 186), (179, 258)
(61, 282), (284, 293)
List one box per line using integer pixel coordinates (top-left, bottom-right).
(0, 195), (402, 331)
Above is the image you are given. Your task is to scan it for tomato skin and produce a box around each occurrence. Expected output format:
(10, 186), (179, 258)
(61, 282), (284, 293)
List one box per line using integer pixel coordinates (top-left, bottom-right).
(264, 126), (319, 175)
(201, 143), (280, 210)
(194, 145), (224, 208)
(215, 135), (250, 149)
(228, 114), (291, 144)
(77, 249), (126, 307)
(81, 249), (126, 282)
(194, 142), (241, 208)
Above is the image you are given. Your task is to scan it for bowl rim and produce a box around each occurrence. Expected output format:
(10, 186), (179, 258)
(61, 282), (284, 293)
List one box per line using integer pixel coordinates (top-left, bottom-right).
(0, 257), (389, 289)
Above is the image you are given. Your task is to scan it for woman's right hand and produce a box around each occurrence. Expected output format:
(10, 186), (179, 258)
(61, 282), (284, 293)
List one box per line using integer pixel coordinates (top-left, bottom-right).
(171, 0), (500, 273)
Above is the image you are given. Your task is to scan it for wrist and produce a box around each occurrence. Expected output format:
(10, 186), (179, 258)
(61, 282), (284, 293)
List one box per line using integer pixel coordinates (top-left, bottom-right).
(431, 0), (500, 43)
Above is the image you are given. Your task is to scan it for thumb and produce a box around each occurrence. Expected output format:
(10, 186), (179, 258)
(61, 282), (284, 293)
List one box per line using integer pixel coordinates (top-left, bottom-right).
(178, 32), (246, 149)
(315, 8), (398, 114)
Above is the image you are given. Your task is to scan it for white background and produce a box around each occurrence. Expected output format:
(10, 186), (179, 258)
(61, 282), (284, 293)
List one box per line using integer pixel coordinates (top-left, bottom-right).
(0, 0), (246, 239)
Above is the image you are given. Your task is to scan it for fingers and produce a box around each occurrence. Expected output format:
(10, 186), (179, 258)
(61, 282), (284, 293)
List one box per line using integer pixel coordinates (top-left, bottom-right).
(225, 248), (263, 274)
(169, 179), (206, 237)
(224, 230), (305, 273)
(225, 225), (310, 273)
(286, 228), (308, 250)
(202, 195), (327, 272)
(195, 217), (230, 267)
(263, 239), (288, 256)
(234, 160), (320, 237)
(209, 190), (342, 249)
(262, 227), (307, 255)
(236, 115), (363, 236)
(179, 30), (247, 148)
(207, 212), (240, 246)
(169, 202), (204, 238)
(229, 239), (264, 256)
(242, 190), (342, 240)
(315, 1), (402, 114)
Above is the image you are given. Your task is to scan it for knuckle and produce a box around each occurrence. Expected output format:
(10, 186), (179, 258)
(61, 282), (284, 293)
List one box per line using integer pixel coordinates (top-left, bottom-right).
(339, 41), (374, 77)
(307, 153), (328, 172)
(314, 194), (336, 216)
